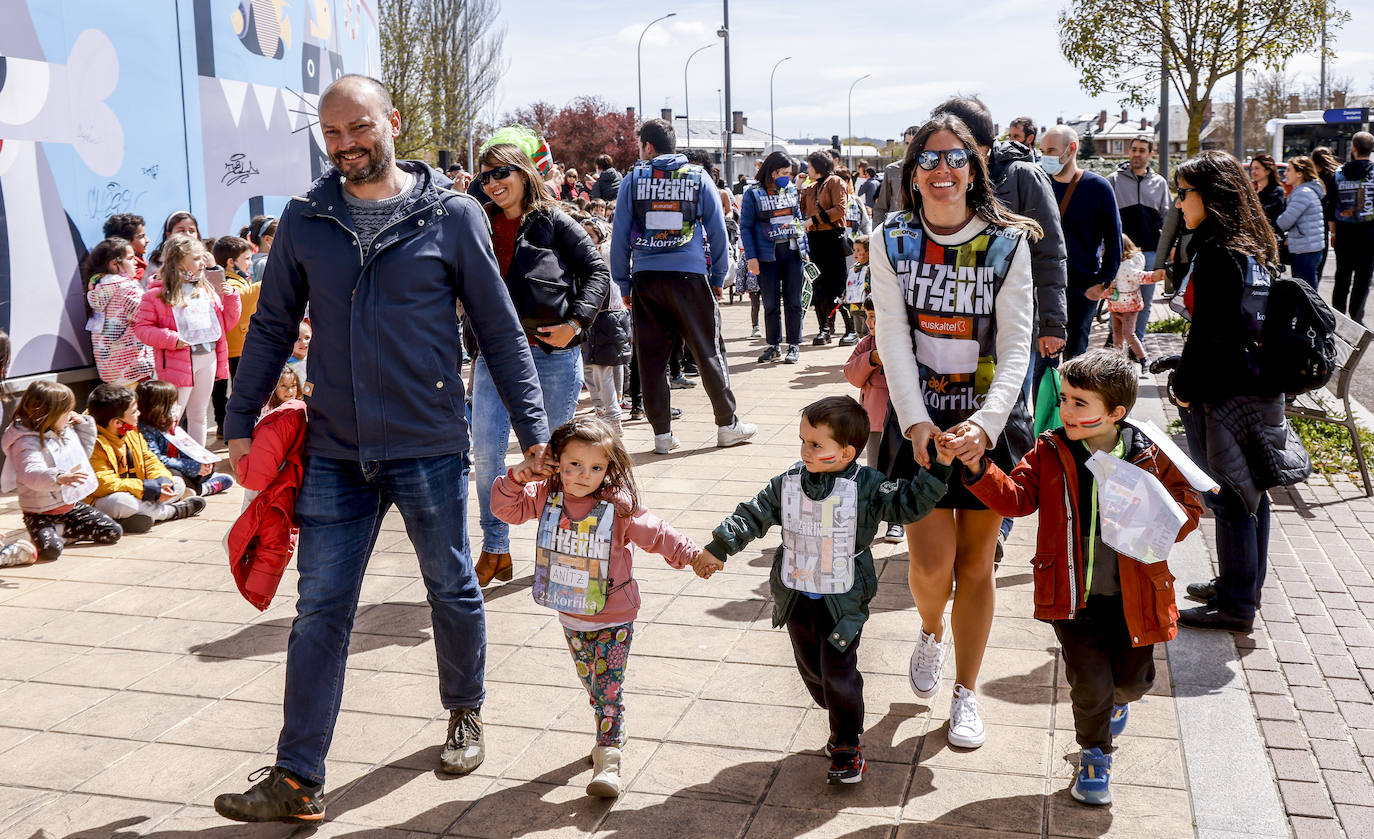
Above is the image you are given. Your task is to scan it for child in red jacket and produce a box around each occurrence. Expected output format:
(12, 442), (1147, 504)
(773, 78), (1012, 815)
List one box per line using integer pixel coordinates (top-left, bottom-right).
(938, 349), (1202, 808)
(227, 396), (306, 610)
(491, 416), (699, 800)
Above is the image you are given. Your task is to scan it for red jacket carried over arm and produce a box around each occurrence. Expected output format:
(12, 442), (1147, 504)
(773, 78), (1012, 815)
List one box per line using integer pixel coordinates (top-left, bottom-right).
(228, 400), (307, 610)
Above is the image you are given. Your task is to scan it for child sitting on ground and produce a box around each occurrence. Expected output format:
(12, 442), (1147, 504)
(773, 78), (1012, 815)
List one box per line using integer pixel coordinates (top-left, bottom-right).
(86, 383), (205, 533)
(137, 380), (234, 496)
(938, 349), (1202, 807)
(842, 298), (902, 544)
(692, 396), (951, 785)
(491, 416), (700, 799)
(1, 381), (123, 561)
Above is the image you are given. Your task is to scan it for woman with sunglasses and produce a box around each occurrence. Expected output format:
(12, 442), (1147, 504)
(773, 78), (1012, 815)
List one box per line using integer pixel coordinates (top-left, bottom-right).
(469, 135), (612, 587)
(871, 114), (1040, 749)
(1170, 150), (1309, 634)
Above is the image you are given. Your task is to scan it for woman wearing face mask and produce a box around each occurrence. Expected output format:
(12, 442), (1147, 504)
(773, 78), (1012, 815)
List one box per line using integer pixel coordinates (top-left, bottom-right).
(1169, 150), (1310, 635)
(871, 114), (1040, 750)
(468, 128), (612, 587)
(741, 151), (808, 364)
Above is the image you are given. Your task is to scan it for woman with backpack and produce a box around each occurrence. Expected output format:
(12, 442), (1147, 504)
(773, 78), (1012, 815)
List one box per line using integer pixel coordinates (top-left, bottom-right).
(1169, 150), (1312, 635)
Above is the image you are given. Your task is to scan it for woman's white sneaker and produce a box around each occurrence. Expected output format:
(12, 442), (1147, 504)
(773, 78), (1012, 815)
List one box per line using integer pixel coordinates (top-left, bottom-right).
(909, 628), (944, 698)
(947, 684), (986, 748)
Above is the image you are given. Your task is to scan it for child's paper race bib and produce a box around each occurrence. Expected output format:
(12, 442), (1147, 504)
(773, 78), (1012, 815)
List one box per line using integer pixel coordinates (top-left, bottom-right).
(780, 467), (859, 594)
(174, 296), (222, 346)
(1085, 452), (1187, 564)
(533, 493), (616, 616)
(47, 438), (98, 505)
(167, 426), (221, 465)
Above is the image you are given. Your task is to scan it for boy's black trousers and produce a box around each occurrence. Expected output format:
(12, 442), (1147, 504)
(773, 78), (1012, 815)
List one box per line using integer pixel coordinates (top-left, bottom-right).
(1053, 593), (1156, 754)
(787, 595), (864, 748)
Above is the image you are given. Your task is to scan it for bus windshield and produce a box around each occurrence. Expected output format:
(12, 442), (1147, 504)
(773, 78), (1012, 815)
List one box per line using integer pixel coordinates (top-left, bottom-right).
(1279, 122), (1366, 161)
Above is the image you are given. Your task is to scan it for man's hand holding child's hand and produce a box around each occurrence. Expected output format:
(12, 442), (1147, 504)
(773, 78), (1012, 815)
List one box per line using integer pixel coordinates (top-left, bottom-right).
(691, 551), (724, 579)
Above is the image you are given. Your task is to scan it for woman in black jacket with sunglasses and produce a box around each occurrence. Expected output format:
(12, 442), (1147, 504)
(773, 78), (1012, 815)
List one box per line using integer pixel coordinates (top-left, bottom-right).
(469, 139), (611, 587)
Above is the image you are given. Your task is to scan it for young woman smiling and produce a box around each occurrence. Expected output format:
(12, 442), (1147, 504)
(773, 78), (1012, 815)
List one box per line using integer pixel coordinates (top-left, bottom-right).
(870, 114), (1042, 749)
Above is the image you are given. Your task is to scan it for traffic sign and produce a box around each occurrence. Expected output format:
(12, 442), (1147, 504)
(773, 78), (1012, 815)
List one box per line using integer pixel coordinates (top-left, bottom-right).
(1324, 108), (1369, 124)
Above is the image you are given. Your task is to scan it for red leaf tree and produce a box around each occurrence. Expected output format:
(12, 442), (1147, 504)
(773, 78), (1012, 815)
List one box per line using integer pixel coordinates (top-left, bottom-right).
(500, 96), (639, 174)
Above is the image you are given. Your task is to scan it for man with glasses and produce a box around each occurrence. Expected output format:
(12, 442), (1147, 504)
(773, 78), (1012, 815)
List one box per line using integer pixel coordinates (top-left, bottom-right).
(872, 126), (920, 227)
(213, 74), (549, 823)
(1041, 125), (1122, 360)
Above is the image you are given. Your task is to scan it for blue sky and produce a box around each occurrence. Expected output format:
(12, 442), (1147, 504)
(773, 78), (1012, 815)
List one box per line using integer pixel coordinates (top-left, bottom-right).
(489, 0), (1374, 142)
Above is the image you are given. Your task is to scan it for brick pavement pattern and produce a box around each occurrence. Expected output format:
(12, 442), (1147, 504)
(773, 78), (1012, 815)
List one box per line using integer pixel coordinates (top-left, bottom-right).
(1, 303), (1205, 837)
(1149, 328), (1374, 838)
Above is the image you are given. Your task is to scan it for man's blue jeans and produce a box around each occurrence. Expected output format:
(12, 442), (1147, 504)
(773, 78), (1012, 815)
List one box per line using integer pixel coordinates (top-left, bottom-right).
(471, 346), (582, 554)
(276, 452), (483, 785)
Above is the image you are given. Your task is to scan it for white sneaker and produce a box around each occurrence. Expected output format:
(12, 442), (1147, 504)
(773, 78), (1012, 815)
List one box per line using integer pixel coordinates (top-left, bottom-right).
(653, 432), (680, 454)
(717, 419), (757, 448)
(909, 627), (945, 698)
(948, 684), (986, 748)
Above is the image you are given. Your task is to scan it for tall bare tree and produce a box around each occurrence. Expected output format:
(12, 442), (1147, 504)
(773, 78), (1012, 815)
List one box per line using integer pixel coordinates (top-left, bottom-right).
(1058, 0), (1349, 156)
(380, 0), (506, 161)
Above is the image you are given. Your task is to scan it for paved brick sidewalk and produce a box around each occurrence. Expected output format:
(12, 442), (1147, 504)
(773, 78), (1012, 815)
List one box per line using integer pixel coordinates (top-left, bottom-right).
(0, 302), (1205, 838)
(1147, 327), (1374, 838)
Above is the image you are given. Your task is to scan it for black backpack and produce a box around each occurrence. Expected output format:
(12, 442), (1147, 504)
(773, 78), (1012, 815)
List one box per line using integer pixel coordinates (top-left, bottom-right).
(1259, 272), (1338, 395)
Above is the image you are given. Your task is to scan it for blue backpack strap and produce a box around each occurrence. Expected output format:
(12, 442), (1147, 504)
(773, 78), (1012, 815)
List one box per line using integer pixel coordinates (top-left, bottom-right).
(880, 211), (919, 268)
(985, 227), (1022, 276)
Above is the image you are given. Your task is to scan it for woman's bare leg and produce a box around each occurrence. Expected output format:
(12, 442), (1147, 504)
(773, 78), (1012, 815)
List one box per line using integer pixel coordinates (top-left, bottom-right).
(907, 510), (957, 638)
(949, 508), (1002, 689)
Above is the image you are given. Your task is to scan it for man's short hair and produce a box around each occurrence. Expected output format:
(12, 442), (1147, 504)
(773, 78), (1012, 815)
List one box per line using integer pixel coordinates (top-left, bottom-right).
(320, 74), (395, 116)
(931, 96), (996, 148)
(87, 382), (136, 428)
(103, 213), (145, 241)
(1059, 349), (1139, 415)
(1130, 134), (1156, 152)
(445, 164), (462, 174)
(639, 119), (675, 155)
(904, 125), (920, 139)
(595, 154), (614, 170)
(1354, 132), (1374, 158)
(802, 396), (870, 452)
(1009, 116), (1037, 141)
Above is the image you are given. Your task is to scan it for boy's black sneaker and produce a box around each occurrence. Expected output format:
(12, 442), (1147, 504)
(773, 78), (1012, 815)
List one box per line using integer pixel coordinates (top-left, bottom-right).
(168, 496), (207, 521)
(827, 746), (865, 784)
(214, 766), (324, 823)
(121, 514), (155, 534)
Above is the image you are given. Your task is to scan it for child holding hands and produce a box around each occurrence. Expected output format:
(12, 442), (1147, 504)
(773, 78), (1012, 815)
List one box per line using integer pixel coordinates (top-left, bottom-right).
(936, 349), (1202, 806)
(692, 396), (950, 785)
(491, 416), (700, 799)
(1097, 234), (1162, 367)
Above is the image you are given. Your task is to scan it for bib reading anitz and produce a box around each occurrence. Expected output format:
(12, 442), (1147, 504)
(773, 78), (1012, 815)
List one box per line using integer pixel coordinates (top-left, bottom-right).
(533, 492), (616, 616)
(780, 466), (859, 595)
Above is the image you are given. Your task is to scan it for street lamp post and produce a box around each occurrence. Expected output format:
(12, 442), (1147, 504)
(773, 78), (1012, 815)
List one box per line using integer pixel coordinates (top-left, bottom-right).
(769, 56), (792, 152)
(847, 74), (871, 169)
(638, 12), (676, 124)
(683, 44), (715, 150)
(719, 0), (734, 182)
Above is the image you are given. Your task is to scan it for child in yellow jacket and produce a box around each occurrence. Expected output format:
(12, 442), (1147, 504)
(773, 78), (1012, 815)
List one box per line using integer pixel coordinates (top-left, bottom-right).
(86, 383), (205, 533)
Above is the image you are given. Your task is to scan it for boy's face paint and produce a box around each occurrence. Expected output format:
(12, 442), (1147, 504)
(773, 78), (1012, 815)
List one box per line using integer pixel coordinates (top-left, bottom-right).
(800, 418), (856, 473)
(1058, 382), (1125, 442)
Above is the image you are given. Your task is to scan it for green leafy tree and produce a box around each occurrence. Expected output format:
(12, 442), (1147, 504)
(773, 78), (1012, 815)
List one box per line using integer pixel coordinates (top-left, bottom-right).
(1058, 0), (1348, 156)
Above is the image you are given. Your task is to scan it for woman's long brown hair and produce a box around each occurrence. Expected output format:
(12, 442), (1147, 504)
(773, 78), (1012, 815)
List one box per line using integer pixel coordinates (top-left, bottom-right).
(1176, 150), (1280, 266)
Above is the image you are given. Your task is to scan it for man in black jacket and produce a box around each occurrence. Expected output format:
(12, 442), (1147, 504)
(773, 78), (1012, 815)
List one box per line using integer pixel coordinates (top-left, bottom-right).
(591, 153), (623, 201)
(214, 75), (549, 824)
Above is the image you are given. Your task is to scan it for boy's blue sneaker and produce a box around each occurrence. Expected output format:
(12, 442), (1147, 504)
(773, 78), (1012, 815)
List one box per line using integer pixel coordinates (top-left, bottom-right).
(1071, 747), (1112, 805)
(1110, 705), (1129, 737)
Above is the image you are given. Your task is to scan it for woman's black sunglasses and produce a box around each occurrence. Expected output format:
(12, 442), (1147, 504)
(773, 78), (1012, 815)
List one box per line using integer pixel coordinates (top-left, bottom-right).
(477, 165), (517, 186)
(1175, 187), (1198, 201)
(916, 148), (970, 171)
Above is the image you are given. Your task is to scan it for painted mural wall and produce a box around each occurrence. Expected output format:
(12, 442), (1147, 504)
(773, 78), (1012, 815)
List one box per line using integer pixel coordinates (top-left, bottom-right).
(0, 0), (380, 380)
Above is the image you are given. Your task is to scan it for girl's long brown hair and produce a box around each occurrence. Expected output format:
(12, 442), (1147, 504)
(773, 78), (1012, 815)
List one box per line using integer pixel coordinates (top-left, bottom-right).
(547, 416), (638, 515)
(1176, 150), (1280, 265)
(14, 381), (75, 438)
(158, 234), (210, 307)
(136, 379), (180, 431)
(898, 114), (1043, 241)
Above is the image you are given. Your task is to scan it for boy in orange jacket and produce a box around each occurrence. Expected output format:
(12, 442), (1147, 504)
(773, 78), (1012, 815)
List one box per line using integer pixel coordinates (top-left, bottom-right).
(938, 349), (1202, 807)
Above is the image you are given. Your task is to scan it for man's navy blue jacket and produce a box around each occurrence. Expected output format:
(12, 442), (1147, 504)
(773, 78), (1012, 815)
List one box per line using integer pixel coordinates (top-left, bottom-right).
(225, 161), (548, 460)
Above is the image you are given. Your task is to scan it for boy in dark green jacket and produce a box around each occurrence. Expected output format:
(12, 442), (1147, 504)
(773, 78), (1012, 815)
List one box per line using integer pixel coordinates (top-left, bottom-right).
(692, 396), (950, 784)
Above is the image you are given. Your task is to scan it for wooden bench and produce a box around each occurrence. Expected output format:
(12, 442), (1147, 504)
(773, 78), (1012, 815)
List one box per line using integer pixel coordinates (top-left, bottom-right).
(1285, 311), (1374, 496)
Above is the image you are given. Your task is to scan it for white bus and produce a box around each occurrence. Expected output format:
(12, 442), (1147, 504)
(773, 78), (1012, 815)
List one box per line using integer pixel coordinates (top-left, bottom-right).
(1267, 108), (1372, 162)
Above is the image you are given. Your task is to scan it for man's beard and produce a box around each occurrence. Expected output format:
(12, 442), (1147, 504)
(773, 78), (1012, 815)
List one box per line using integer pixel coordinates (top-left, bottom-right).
(335, 142), (395, 184)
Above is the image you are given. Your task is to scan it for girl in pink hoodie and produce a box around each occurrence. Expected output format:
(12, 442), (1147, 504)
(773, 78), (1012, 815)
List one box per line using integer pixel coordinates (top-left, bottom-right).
(491, 416), (699, 800)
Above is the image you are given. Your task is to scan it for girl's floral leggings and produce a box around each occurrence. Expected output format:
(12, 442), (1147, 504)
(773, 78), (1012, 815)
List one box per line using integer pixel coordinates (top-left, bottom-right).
(564, 622), (633, 747)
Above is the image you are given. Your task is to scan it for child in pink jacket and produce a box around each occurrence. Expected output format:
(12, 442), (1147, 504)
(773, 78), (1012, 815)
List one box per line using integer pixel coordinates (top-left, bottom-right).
(843, 297), (903, 542)
(133, 233), (240, 446)
(491, 416), (699, 800)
